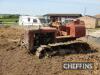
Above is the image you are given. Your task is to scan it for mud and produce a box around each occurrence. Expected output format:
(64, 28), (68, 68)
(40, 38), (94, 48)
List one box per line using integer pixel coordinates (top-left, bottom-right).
(0, 27), (100, 75)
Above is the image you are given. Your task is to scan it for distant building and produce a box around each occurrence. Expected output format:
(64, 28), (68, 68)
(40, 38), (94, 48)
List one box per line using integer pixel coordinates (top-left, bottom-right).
(95, 14), (100, 27)
(43, 13), (82, 23)
(79, 15), (100, 28)
(95, 14), (100, 18)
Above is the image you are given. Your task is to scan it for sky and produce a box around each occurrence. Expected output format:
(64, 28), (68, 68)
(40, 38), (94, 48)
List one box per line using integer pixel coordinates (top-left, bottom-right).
(0, 0), (100, 16)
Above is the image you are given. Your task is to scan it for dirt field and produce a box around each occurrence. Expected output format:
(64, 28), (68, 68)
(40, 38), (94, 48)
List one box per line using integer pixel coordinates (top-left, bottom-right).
(0, 27), (100, 75)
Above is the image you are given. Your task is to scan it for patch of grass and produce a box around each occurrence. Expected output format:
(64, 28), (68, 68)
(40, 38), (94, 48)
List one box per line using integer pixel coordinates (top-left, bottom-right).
(0, 18), (18, 25)
(0, 18), (18, 22)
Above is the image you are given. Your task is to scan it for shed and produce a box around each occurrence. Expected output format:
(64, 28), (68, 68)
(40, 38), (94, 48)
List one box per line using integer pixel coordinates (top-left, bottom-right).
(43, 13), (82, 23)
(79, 15), (100, 28)
(95, 14), (100, 26)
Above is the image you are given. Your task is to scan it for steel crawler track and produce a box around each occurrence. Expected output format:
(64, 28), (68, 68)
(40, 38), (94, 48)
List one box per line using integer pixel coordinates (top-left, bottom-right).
(36, 40), (88, 58)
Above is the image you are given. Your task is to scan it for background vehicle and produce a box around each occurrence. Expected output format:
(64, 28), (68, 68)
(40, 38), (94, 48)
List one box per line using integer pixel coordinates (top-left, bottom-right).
(19, 16), (49, 26)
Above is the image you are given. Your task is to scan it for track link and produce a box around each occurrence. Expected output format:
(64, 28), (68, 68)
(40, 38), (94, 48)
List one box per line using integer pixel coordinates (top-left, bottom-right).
(36, 40), (89, 58)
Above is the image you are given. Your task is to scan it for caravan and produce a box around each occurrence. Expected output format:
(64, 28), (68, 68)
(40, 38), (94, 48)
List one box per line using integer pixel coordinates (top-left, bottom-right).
(19, 16), (49, 26)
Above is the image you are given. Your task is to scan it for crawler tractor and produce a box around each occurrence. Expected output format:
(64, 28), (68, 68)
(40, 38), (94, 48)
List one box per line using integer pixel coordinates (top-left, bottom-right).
(21, 20), (89, 58)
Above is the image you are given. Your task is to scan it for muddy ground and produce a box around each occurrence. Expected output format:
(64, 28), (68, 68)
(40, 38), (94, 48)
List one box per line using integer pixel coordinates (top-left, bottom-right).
(0, 27), (100, 75)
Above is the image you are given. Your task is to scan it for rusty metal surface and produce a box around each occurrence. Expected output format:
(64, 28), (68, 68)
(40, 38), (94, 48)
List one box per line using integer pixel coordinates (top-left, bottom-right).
(36, 40), (88, 58)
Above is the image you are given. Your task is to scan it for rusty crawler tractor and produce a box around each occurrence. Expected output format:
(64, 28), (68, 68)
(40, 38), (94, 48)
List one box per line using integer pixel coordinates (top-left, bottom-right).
(21, 20), (89, 58)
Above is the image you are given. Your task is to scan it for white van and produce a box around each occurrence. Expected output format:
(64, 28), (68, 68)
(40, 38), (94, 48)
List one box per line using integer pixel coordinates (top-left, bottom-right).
(19, 16), (49, 26)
